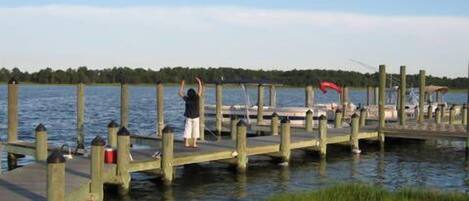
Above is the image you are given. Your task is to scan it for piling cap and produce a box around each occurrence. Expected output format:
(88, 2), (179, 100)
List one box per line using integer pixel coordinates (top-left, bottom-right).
(35, 123), (47, 132)
(237, 120), (247, 127)
(47, 150), (66, 164)
(156, 80), (163, 85)
(319, 115), (327, 121)
(335, 109), (342, 113)
(351, 113), (359, 119)
(428, 105), (433, 109)
(107, 120), (119, 128)
(91, 135), (106, 146)
(162, 125), (173, 134)
(117, 127), (130, 136)
(360, 108), (367, 112)
(272, 112), (279, 118)
(450, 105), (455, 110)
(281, 117), (290, 123)
(230, 115), (239, 120)
(306, 110), (313, 115)
(8, 77), (18, 84)
(435, 107), (440, 112)
(215, 80), (223, 85)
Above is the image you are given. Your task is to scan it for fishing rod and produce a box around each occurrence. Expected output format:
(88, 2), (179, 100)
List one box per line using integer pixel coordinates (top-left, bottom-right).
(349, 59), (401, 85)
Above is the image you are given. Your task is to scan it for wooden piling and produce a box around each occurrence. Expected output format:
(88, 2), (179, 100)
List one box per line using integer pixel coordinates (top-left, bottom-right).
(199, 84), (206, 141)
(319, 115), (327, 158)
(435, 107), (441, 124)
(427, 105), (433, 120)
(157, 81), (164, 136)
(378, 65), (386, 147)
(359, 108), (367, 128)
(77, 83), (85, 133)
(449, 105), (456, 125)
(236, 120), (248, 172)
(342, 86), (349, 105)
(280, 118), (291, 163)
(271, 112), (279, 135)
(215, 82), (223, 136)
(90, 136), (105, 201)
(441, 105), (446, 122)
(120, 83), (129, 128)
(463, 104), (467, 125)
(47, 151), (66, 201)
(334, 109), (342, 128)
(230, 115), (239, 140)
(399, 66), (406, 125)
(162, 126), (174, 184)
(35, 124), (48, 162)
(350, 113), (359, 152)
(257, 84), (264, 124)
(374, 87), (379, 105)
(107, 120), (119, 148)
(269, 85), (276, 108)
(117, 127), (131, 194)
(305, 85), (314, 108)
(305, 110), (313, 132)
(418, 70), (426, 123)
(366, 85), (372, 106)
(8, 78), (18, 170)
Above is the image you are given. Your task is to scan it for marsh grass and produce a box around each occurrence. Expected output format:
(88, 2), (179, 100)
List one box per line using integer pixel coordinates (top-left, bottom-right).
(267, 183), (469, 201)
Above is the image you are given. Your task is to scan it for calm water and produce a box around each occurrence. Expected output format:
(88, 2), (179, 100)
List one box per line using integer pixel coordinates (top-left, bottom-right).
(0, 85), (467, 200)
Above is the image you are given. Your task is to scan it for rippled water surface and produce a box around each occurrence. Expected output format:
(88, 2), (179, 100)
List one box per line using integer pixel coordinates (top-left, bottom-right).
(0, 85), (467, 201)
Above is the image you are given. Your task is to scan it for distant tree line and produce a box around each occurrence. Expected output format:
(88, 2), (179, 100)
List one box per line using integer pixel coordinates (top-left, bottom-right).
(0, 66), (467, 88)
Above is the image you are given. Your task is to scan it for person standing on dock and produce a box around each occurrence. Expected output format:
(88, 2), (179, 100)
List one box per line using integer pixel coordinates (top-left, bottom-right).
(179, 77), (203, 147)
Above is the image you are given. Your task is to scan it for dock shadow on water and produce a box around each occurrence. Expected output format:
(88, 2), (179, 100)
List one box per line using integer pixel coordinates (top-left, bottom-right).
(105, 139), (469, 201)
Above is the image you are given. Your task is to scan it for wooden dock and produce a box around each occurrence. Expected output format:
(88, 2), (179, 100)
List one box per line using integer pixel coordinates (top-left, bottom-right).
(0, 64), (467, 201)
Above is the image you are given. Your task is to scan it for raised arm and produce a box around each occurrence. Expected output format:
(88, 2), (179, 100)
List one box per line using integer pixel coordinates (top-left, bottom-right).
(195, 77), (203, 96)
(179, 80), (185, 98)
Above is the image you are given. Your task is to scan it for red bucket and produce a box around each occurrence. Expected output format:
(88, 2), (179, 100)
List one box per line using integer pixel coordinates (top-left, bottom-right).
(104, 148), (117, 164)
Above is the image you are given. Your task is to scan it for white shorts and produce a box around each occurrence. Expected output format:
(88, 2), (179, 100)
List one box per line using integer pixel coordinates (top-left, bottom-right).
(183, 117), (200, 139)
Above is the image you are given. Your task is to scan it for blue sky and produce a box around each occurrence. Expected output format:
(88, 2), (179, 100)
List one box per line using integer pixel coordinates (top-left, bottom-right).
(0, 0), (468, 77)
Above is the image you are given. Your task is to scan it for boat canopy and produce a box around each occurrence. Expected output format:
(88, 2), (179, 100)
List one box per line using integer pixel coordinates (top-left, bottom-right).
(424, 85), (449, 94)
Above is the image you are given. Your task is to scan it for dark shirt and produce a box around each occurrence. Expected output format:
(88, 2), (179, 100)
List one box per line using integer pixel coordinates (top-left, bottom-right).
(183, 95), (200, 118)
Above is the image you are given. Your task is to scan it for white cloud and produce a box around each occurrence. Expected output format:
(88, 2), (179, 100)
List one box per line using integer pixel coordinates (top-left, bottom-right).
(0, 5), (468, 77)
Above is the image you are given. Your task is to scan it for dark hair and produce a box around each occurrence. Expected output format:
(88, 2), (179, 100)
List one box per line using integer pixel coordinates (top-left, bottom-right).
(187, 88), (197, 100)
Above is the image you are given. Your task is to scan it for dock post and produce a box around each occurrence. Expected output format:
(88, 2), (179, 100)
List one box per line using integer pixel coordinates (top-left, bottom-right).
(271, 112), (279, 135)
(462, 104), (467, 125)
(435, 107), (441, 124)
(378, 65), (386, 147)
(359, 108), (367, 128)
(418, 70), (425, 123)
(35, 124), (48, 162)
(269, 85), (277, 108)
(366, 85), (372, 106)
(117, 127), (131, 195)
(280, 118), (291, 163)
(199, 84), (205, 141)
(449, 105), (456, 125)
(76, 83), (85, 148)
(216, 82), (223, 137)
(257, 84), (264, 125)
(334, 109), (342, 128)
(374, 86), (379, 105)
(342, 86), (349, 105)
(107, 120), (119, 148)
(350, 113), (359, 153)
(305, 110), (313, 132)
(162, 126), (174, 184)
(8, 78), (19, 170)
(427, 105), (433, 120)
(319, 115), (328, 158)
(157, 81), (164, 136)
(90, 136), (105, 201)
(305, 85), (314, 108)
(231, 115), (239, 140)
(120, 82), (129, 128)
(441, 105), (446, 122)
(47, 151), (66, 201)
(236, 120), (248, 172)
(399, 66), (406, 125)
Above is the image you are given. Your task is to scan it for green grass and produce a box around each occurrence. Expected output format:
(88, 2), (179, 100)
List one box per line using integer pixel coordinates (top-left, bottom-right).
(266, 183), (469, 201)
